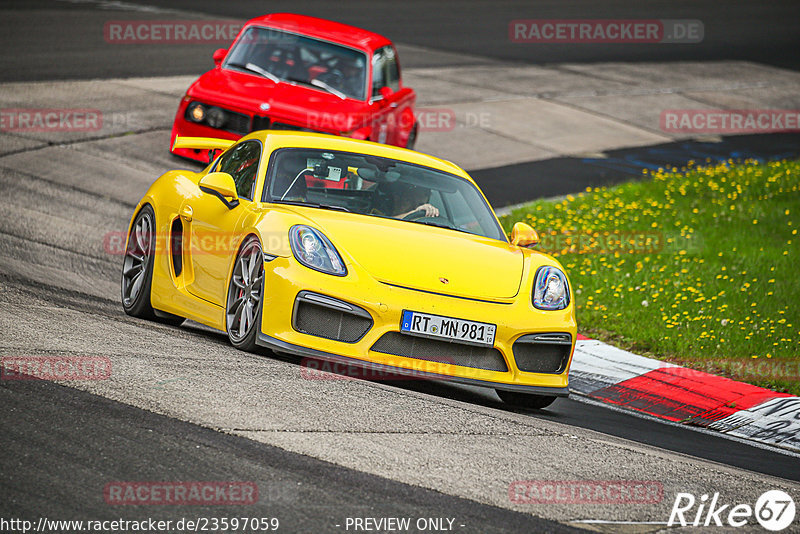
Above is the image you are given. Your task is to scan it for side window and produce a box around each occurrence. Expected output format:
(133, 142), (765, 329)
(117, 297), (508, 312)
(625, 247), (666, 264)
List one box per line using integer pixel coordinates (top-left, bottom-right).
(216, 141), (261, 200)
(384, 47), (400, 92)
(371, 48), (385, 98)
(371, 46), (400, 97)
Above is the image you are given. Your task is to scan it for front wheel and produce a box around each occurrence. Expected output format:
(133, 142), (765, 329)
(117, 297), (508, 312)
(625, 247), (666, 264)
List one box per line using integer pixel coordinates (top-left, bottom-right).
(496, 389), (557, 409)
(225, 236), (264, 352)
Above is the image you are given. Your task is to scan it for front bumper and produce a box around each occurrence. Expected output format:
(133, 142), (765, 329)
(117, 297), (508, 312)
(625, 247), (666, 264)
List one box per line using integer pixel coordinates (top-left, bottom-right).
(256, 331), (569, 396)
(257, 256), (576, 395)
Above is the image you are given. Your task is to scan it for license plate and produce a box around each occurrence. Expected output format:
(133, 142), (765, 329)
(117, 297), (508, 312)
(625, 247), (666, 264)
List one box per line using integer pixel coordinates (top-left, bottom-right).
(400, 310), (496, 347)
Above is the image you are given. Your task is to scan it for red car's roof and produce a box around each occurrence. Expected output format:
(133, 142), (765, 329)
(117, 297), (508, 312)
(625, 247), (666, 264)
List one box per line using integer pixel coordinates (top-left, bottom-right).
(243, 13), (392, 52)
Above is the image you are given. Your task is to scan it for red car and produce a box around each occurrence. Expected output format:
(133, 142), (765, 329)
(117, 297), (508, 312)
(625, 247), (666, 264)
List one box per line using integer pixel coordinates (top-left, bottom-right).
(170, 13), (418, 163)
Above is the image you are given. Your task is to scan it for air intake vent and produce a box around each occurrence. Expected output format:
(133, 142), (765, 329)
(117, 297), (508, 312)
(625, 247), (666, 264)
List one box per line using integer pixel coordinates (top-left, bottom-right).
(170, 217), (183, 277)
(292, 292), (372, 343)
(512, 333), (572, 374)
(371, 332), (508, 372)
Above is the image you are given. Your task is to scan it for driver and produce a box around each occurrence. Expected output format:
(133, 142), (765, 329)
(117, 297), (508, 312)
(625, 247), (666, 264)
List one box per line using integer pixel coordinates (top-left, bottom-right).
(340, 57), (366, 99)
(393, 183), (439, 219)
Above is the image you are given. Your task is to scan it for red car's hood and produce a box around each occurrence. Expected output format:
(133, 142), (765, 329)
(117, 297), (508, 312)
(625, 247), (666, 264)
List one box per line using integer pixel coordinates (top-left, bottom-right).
(187, 68), (370, 131)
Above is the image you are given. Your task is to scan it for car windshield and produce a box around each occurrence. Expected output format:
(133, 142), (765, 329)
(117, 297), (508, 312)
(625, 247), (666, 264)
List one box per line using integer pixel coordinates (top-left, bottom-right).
(224, 26), (368, 101)
(264, 148), (507, 242)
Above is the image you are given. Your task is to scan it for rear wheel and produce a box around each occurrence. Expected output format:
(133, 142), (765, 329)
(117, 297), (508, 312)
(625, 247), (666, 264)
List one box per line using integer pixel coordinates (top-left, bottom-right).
(496, 389), (557, 409)
(225, 236), (264, 352)
(120, 205), (184, 326)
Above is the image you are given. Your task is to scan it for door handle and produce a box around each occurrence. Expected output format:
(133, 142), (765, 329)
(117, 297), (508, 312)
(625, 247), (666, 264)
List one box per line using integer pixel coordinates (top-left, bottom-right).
(389, 102), (398, 108)
(180, 205), (193, 221)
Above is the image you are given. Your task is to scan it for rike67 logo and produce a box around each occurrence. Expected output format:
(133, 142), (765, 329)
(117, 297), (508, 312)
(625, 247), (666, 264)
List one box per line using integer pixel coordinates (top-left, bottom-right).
(669, 490), (796, 531)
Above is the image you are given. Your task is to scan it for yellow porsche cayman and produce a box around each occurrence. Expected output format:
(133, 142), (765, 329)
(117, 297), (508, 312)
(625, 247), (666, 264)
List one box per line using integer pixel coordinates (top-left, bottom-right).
(121, 131), (576, 408)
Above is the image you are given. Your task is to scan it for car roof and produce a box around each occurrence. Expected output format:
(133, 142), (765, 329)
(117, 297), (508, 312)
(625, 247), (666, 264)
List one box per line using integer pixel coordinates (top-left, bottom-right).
(243, 13), (393, 52)
(242, 130), (473, 183)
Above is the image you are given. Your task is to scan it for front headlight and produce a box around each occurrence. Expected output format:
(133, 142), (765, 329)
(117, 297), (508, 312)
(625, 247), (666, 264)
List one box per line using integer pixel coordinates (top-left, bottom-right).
(289, 225), (347, 276)
(532, 266), (570, 310)
(205, 107), (227, 128)
(188, 103), (206, 122)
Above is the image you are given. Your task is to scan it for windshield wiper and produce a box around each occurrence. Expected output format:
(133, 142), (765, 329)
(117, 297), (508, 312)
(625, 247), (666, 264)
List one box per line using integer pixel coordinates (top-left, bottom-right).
(409, 219), (470, 234)
(272, 200), (350, 213)
(310, 78), (346, 100)
(227, 62), (280, 83)
(282, 76), (346, 100)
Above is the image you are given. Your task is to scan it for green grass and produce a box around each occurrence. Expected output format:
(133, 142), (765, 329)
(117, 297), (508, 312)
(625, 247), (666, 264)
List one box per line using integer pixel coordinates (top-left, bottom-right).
(500, 159), (800, 395)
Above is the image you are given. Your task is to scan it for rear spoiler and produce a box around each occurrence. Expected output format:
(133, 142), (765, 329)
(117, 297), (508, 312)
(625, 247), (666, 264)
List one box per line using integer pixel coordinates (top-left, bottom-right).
(172, 136), (235, 152)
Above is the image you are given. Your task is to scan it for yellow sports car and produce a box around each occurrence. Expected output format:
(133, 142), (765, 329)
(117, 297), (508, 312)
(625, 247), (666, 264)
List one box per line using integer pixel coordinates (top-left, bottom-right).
(121, 131), (576, 408)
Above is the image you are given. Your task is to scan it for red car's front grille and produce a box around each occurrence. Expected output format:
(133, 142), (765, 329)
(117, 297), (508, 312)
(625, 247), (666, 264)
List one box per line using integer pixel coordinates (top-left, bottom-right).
(224, 112), (251, 135)
(251, 115), (271, 132)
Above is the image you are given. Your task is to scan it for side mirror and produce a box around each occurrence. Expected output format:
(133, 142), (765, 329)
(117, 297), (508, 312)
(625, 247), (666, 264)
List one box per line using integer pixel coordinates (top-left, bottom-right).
(213, 48), (228, 67)
(510, 222), (539, 248)
(379, 86), (394, 100)
(199, 172), (239, 209)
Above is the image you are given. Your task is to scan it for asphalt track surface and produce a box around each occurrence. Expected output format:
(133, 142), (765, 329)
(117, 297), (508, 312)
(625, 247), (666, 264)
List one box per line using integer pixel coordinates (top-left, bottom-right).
(475, 133), (800, 207)
(2, 0), (800, 531)
(0, 378), (580, 533)
(3, 0), (800, 81)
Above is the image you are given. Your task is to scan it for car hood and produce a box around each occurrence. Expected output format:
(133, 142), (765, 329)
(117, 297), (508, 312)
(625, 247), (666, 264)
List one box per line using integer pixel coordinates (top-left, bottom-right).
(292, 208), (524, 300)
(188, 68), (369, 129)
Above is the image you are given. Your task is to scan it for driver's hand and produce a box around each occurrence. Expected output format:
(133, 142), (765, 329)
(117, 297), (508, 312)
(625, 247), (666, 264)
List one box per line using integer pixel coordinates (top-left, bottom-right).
(415, 203), (439, 217)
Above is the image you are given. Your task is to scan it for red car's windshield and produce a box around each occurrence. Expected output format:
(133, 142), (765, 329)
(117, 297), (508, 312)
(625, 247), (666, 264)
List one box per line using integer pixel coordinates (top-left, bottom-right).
(224, 26), (368, 101)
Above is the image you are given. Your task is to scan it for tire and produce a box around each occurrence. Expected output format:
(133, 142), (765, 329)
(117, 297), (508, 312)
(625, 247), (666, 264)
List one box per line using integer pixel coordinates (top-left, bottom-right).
(225, 236), (264, 352)
(496, 389), (557, 409)
(121, 205), (185, 326)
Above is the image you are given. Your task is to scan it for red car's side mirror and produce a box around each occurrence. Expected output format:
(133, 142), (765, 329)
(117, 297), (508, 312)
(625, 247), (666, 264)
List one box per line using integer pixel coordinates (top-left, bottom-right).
(379, 86), (394, 100)
(213, 48), (227, 67)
